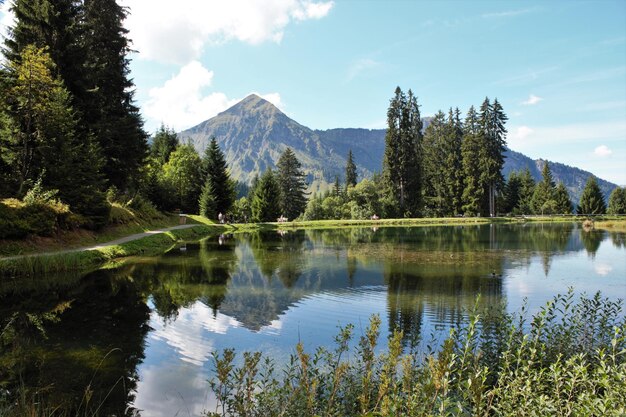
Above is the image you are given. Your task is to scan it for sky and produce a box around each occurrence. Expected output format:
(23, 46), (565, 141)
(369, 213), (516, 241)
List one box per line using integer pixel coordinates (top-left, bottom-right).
(1, 0), (625, 185)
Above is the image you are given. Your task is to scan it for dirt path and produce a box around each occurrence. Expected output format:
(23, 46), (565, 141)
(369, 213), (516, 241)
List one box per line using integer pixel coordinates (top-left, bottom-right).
(0, 224), (200, 261)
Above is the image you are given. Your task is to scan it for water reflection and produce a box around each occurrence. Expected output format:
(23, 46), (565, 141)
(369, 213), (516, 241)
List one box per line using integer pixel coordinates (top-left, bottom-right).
(1, 223), (624, 415)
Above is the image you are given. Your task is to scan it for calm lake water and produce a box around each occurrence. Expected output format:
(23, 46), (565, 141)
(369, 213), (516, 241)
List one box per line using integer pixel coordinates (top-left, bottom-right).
(1, 223), (625, 415)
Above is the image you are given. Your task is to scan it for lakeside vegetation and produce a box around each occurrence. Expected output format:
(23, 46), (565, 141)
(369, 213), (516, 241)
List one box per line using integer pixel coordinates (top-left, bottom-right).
(2, 291), (621, 416)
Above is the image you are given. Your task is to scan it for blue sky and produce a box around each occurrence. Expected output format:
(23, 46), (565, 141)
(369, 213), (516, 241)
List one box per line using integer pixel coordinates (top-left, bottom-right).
(1, 0), (625, 184)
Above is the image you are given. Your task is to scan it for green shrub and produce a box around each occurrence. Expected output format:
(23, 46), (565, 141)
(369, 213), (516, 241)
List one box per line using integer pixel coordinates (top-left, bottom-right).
(206, 291), (626, 417)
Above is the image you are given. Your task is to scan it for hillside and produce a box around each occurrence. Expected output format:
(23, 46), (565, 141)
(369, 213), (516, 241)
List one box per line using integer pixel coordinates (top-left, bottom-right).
(179, 94), (616, 204)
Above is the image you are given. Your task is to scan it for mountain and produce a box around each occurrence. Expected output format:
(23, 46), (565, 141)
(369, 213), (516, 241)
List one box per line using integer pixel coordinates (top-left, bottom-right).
(179, 94), (616, 204)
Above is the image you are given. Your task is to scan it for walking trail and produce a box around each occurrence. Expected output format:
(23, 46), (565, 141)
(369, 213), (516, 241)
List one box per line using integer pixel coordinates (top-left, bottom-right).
(0, 224), (199, 261)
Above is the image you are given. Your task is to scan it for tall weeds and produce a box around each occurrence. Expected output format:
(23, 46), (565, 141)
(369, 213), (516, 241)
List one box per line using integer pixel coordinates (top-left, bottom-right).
(205, 291), (626, 417)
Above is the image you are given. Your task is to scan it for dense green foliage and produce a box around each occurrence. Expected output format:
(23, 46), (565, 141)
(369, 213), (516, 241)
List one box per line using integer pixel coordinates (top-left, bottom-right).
(607, 187), (626, 215)
(252, 169), (281, 222)
(277, 148), (308, 220)
(578, 176), (607, 215)
(382, 87), (423, 217)
(162, 144), (202, 213)
(150, 125), (178, 165)
(0, 0), (145, 228)
(201, 137), (235, 219)
(206, 292), (625, 416)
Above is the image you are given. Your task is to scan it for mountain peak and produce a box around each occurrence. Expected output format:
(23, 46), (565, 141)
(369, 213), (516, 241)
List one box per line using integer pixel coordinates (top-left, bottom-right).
(223, 93), (282, 117)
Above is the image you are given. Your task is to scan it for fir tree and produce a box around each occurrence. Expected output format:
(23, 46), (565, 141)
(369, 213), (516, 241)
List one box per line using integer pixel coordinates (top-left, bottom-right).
(502, 172), (522, 214)
(202, 137), (235, 215)
(479, 97), (508, 217)
(252, 169), (281, 222)
(554, 182), (573, 214)
(578, 176), (606, 215)
(531, 162), (557, 214)
(382, 87), (422, 217)
(81, 0), (147, 190)
(345, 149), (357, 188)
(276, 148), (308, 219)
(607, 187), (626, 215)
(151, 124), (178, 165)
(461, 106), (484, 215)
(517, 168), (536, 214)
(199, 176), (217, 219)
(422, 110), (447, 216)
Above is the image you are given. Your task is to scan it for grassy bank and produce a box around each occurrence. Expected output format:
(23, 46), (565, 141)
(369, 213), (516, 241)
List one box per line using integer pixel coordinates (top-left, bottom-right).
(594, 218), (626, 232)
(0, 225), (223, 277)
(204, 291), (625, 417)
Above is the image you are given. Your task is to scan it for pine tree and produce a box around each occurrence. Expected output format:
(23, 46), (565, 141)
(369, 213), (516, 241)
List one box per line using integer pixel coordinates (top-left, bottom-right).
(345, 149), (357, 189)
(151, 124), (178, 165)
(607, 187), (626, 215)
(276, 148), (308, 220)
(202, 137), (235, 216)
(502, 172), (522, 214)
(461, 106), (484, 215)
(252, 169), (281, 222)
(199, 176), (217, 219)
(531, 162), (557, 214)
(478, 97), (508, 217)
(554, 182), (573, 214)
(517, 168), (536, 214)
(422, 110), (447, 216)
(578, 176), (606, 215)
(382, 87), (422, 217)
(81, 0), (147, 190)
(447, 108), (464, 215)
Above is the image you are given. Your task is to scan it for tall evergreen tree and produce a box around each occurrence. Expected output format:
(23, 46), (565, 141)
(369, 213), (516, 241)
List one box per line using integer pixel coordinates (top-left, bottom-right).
(81, 0), (147, 190)
(345, 149), (357, 188)
(199, 176), (217, 219)
(446, 108), (465, 215)
(382, 87), (422, 217)
(502, 172), (522, 214)
(422, 110), (447, 216)
(461, 106), (484, 215)
(517, 168), (536, 214)
(530, 162), (557, 214)
(578, 176), (606, 215)
(151, 124), (178, 165)
(252, 169), (281, 222)
(554, 182), (573, 214)
(276, 148), (308, 220)
(607, 187), (626, 215)
(202, 137), (235, 216)
(479, 97), (508, 216)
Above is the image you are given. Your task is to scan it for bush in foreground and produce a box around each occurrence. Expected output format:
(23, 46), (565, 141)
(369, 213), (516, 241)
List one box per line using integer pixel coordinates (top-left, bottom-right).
(206, 291), (625, 417)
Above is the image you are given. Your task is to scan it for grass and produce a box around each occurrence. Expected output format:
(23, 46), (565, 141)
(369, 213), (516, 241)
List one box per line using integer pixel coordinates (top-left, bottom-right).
(593, 218), (626, 232)
(0, 225), (223, 277)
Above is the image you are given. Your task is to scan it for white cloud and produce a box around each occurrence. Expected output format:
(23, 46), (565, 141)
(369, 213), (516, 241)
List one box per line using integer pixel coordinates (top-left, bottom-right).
(144, 61), (282, 131)
(347, 58), (381, 81)
(120, 0), (334, 64)
(511, 125), (534, 141)
(593, 145), (613, 157)
(521, 94), (543, 106)
(594, 263), (612, 276)
(508, 121), (626, 152)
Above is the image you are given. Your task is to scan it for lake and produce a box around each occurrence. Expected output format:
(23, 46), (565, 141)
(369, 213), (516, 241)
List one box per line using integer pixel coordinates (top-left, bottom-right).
(1, 223), (624, 416)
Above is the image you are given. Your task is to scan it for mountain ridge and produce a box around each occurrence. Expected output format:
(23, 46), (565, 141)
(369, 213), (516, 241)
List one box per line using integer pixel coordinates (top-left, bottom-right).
(178, 94), (617, 204)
